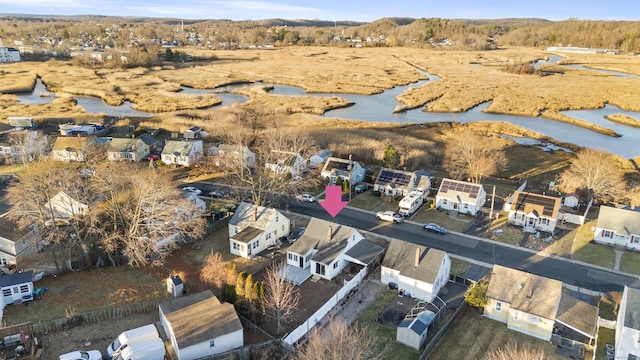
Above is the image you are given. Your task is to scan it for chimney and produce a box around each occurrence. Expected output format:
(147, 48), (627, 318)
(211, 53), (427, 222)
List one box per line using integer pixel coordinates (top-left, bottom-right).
(527, 278), (534, 298)
(253, 207), (257, 222)
(415, 248), (420, 267)
(327, 226), (332, 241)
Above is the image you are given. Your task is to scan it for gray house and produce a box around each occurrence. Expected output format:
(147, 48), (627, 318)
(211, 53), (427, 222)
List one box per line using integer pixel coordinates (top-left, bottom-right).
(320, 157), (366, 185)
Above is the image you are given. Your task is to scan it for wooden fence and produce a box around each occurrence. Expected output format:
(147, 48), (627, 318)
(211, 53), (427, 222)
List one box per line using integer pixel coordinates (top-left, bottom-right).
(31, 299), (163, 335)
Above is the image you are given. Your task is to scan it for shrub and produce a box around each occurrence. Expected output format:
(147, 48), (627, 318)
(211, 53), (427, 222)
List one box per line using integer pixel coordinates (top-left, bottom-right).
(373, 190), (381, 197)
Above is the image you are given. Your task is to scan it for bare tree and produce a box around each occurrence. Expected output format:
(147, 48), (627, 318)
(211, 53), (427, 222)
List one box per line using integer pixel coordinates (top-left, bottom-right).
(444, 130), (506, 183)
(557, 148), (625, 203)
(89, 163), (206, 267)
(263, 262), (300, 335)
(296, 317), (383, 360)
(199, 251), (237, 296)
(8, 130), (51, 165)
(484, 343), (550, 360)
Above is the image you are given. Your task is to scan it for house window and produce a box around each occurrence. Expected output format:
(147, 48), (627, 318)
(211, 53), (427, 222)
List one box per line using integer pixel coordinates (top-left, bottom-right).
(288, 253), (292, 261)
(540, 218), (549, 225)
(0, 258), (6, 266)
(443, 199), (448, 205)
(463, 204), (468, 209)
(293, 254), (298, 262)
(513, 310), (520, 320)
(19, 285), (29, 293)
(276, 216), (279, 223)
(2, 289), (10, 297)
(632, 236), (640, 244)
(305, 254), (311, 263)
(527, 314), (540, 324)
(602, 230), (613, 238)
(266, 233), (271, 240)
(316, 263), (325, 276)
(22, 238), (26, 246)
(495, 302), (502, 312)
(209, 340), (215, 348)
(233, 242), (238, 251)
(333, 262), (339, 269)
(253, 241), (259, 249)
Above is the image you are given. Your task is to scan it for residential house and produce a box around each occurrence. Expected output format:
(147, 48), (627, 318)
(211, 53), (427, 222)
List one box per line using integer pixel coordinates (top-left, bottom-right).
(137, 133), (160, 154)
(58, 123), (100, 137)
(0, 47), (21, 63)
(593, 206), (640, 251)
(161, 140), (204, 167)
(506, 191), (561, 233)
(615, 286), (640, 360)
(47, 191), (89, 221)
(0, 215), (41, 268)
(159, 290), (243, 360)
(381, 239), (451, 302)
(309, 149), (333, 168)
(396, 310), (436, 350)
(320, 156), (366, 185)
(265, 150), (307, 177)
(0, 130), (48, 165)
(210, 144), (256, 167)
(180, 191), (206, 214)
(374, 168), (419, 197)
(435, 178), (486, 215)
(51, 137), (110, 162)
(107, 137), (150, 162)
(0, 271), (34, 305)
(184, 126), (204, 140)
(228, 202), (289, 259)
(286, 218), (382, 282)
(484, 265), (562, 341)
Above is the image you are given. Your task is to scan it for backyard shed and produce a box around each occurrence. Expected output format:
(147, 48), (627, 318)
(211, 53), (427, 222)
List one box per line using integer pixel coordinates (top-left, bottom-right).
(396, 310), (436, 350)
(0, 270), (34, 305)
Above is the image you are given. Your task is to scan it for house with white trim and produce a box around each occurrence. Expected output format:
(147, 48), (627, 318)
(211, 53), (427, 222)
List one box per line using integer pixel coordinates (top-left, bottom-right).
(435, 178), (486, 215)
(320, 157), (366, 185)
(159, 290), (243, 360)
(161, 140), (204, 167)
(0, 215), (41, 268)
(506, 191), (561, 233)
(228, 202), (289, 259)
(209, 144), (256, 167)
(374, 168), (419, 197)
(0, 271), (34, 305)
(286, 218), (383, 281)
(265, 150), (306, 177)
(616, 286), (640, 360)
(107, 137), (151, 162)
(381, 239), (450, 302)
(593, 206), (640, 251)
(309, 149), (332, 168)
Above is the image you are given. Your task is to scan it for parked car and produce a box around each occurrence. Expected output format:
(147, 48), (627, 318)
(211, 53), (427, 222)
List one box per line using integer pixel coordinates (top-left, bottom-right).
(209, 190), (230, 198)
(423, 223), (447, 235)
(59, 350), (103, 360)
(145, 154), (160, 161)
(296, 194), (316, 203)
(354, 183), (368, 193)
(288, 227), (306, 244)
(376, 211), (404, 223)
(181, 186), (202, 195)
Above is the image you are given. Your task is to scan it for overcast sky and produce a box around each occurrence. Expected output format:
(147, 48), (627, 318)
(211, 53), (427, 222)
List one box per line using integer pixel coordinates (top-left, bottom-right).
(1, 0), (637, 22)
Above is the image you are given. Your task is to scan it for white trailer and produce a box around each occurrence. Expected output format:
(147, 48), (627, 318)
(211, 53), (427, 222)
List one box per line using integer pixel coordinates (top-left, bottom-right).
(398, 191), (424, 216)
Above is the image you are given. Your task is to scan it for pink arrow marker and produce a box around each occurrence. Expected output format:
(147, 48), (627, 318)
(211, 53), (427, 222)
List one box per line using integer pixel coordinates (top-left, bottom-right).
(319, 185), (348, 217)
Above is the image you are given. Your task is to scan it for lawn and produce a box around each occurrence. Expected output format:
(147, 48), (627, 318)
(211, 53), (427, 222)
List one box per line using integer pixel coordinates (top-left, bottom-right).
(356, 289), (421, 360)
(428, 306), (564, 360)
(410, 207), (469, 233)
(619, 251), (640, 275)
(571, 220), (616, 269)
(484, 214), (527, 246)
(595, 328), (615, 360)
(347, 191), (385, 211)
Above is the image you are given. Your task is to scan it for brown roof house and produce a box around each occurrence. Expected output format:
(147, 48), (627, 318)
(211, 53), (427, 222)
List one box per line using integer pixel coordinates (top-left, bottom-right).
(159, 290), (243, 360)
(506, 191), (561, 233)
(484, 265), (562, 341)
(380, 239), (450, 302)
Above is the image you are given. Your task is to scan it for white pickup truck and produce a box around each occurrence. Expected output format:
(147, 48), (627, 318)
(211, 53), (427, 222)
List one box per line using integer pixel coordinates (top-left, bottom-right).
(375, 211), (404, 223)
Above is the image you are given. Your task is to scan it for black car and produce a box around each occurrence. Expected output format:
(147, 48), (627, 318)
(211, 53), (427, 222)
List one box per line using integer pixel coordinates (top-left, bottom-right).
(288, 227), (306, 244)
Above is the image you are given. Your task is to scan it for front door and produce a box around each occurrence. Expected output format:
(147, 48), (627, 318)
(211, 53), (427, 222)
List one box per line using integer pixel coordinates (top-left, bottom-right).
(299, 255), (304, 268)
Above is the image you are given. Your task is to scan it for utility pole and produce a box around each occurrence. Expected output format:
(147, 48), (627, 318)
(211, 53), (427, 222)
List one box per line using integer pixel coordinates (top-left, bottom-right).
(348, 154), (353, 203)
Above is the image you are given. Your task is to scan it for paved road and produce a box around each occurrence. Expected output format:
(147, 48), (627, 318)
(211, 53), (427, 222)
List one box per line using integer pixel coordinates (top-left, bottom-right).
(286, 201), (640, 294)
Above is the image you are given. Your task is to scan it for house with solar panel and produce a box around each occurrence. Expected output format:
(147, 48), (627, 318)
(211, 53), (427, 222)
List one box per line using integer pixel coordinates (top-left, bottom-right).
(435, 178), (486, 215)
(593, 206), (640, 250)
(506, 191), (561, 233)
(320, 156), (366, 185)
(374, 168), (419, 197)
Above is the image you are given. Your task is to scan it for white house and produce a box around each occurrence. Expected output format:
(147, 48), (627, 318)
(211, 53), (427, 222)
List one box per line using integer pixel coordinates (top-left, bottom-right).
(396, 310), (436, 350)
(47, 191), (89, 220)
(159, 290), (243, 360)
(107, 137), (151, 162)
(161, 140), (204, 167)
(374, 168), (420, 197)
(184, 126), (205, 140)
(0, 271), (34, 305)
(0, 47), (21, 63)
(0, 130), (48, 164)
(320, 157), (366, 185)
(506, 191), (561, 233)
(50, 137), (92, 162)
(309, 149), (333, 168)
(435, 178), (486, 215)
(265, 150), (307, 177)
(210, 144), (256, 167)
(287, 218), (380, 281)
(381, 239), (450, 302)
(616, 286), (640, 360)
(593, 206), (640, 251)
(228, 202), (289, 259)
(0, 215), (41, 268)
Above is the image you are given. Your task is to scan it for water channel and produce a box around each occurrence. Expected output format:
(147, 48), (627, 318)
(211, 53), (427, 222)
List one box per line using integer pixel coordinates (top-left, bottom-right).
(15, 57), (640, 158)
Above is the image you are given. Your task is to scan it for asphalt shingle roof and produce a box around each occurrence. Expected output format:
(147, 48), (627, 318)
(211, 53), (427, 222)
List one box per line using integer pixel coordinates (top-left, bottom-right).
(381, 238), (446, 284)
(596, 206), (640, 236)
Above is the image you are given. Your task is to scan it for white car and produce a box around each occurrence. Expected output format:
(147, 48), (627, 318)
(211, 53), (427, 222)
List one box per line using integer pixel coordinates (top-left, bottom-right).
(59, 350), (103, 360)
(376, 211), (404, 223)
(296, 194), (316, 203)
(181, 186), (202, 195)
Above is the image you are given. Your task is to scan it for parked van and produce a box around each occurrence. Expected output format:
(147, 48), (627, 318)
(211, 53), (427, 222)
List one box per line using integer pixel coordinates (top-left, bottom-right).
(106, 324), (159, 359)
(398, 191), (424, 216)
(112, 337), (166, 360)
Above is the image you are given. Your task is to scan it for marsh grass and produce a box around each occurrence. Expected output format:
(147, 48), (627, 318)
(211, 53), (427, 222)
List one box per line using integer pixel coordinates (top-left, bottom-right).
(605, 113), (640, 127)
